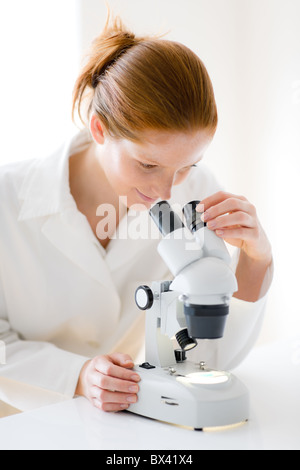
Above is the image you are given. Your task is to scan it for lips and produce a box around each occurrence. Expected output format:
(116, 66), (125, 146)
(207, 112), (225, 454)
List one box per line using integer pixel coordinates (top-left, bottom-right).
(136, 189), (158, 203)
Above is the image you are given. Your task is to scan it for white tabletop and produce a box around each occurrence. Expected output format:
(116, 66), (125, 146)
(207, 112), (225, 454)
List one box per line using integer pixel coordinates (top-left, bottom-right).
(0, 337), (299, 450)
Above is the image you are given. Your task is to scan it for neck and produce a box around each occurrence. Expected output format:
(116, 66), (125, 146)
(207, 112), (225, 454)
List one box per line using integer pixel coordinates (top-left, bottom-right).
(69, 143), (126, 247)
(70, 143), (113, 205)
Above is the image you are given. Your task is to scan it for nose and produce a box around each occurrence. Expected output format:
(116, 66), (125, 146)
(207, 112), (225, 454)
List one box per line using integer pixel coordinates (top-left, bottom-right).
(159, 185), (172, 201)
(153, 173), (175, 201)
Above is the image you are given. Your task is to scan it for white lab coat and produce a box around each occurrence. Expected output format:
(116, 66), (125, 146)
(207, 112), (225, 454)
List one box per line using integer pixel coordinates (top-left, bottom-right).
(0, 130), (273, 412)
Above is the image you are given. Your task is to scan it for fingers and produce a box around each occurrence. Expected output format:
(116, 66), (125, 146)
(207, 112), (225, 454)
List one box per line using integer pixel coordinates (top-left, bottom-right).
(108, 352), (135, 368)
(197, 191), (248, 213)
(198, 192), (255, 220)
(91, 386), (138, 413)
(84, 353), (141, 413)
(196, 192), (257, 238)
(91, 370), (140, 394)
(94, 354), (140, 383)
(92, 401), (130, 412)
(195, 191), (272, 262)
(215, 226), (259, 243)
(206, 211), (256, 232)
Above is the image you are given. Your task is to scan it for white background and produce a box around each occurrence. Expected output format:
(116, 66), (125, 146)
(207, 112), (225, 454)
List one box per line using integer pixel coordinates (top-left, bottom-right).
(0, 0), (80, 161)
(0, 0), (299, 344)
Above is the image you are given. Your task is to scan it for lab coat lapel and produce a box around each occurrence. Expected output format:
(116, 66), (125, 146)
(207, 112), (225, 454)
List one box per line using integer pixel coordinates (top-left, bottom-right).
(105, 209), (161, 272)
(17, 130), (120, 296)
(41, 210), (119, 294)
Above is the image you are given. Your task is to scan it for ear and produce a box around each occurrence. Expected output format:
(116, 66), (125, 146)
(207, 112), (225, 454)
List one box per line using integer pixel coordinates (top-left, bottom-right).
(90, 114), (105, 145)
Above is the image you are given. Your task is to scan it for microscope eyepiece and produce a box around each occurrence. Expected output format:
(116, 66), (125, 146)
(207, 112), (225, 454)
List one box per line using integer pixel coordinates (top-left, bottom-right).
(182, 200), (206, 233)
(149, 201), (184, 237)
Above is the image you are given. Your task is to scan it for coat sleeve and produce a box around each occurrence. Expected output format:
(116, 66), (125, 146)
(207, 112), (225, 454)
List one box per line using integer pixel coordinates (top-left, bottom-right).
(0, 279), (88, 411)
(0, 325), (88, 411)
(187, 255), (274, 371)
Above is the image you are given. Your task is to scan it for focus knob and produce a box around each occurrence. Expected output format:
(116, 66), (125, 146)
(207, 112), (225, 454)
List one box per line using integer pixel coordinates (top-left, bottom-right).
(135, 286), (154, 311)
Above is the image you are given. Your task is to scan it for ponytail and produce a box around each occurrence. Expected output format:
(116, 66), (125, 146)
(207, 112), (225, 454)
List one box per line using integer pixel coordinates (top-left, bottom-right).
(72, 16), (138, 126)
(72, 14), (218, 140)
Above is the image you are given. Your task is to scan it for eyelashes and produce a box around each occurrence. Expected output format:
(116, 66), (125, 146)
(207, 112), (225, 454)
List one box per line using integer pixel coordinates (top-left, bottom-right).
(138, 162), (197, 171)
(139, 162), (157, 170)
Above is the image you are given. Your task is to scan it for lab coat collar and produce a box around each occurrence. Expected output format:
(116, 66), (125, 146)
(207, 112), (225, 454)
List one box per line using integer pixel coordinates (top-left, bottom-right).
(18, 130), (92, 221)
(15, 129), (158, 290)
(16, 130), (123, 291)
(105, 209), (161, 272)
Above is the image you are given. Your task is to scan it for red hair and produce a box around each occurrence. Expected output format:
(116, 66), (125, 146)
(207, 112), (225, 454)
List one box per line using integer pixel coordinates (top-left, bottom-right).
(72, 15), (218, 141)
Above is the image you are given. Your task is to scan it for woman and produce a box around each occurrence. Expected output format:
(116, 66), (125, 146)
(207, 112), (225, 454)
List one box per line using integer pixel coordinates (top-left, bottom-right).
(0, 16), (272, 413)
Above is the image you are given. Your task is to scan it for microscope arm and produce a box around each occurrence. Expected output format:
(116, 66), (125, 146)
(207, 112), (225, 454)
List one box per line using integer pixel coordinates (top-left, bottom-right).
(136, 201), (237, 368)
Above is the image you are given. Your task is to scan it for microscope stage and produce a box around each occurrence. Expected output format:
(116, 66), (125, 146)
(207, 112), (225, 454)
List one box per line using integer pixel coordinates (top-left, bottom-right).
(128, 361), (249, 429)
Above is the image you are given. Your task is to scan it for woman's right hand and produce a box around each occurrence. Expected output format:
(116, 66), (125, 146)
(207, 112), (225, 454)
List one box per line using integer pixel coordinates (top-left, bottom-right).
(75, 353), (141, 412)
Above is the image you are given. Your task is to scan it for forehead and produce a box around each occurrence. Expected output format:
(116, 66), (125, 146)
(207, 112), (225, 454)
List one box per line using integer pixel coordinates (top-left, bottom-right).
(119, 129), (212, 166)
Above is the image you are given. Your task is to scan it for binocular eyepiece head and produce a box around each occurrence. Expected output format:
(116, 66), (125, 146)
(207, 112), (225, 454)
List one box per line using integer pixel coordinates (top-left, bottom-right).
(149, 200), (230, 341)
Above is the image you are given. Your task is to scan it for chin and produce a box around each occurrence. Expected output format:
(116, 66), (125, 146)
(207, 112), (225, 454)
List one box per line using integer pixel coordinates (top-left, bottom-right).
(128, 200), (152, 212)
(125, 190), (157, 212)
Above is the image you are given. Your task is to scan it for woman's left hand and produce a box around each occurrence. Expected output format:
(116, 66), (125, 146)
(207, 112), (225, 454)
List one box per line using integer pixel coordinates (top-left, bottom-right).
(197, 191), (272, 264)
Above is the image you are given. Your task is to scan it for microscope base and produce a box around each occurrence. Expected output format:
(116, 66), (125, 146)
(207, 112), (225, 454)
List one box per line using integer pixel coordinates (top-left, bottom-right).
(128, 361), (249, 430)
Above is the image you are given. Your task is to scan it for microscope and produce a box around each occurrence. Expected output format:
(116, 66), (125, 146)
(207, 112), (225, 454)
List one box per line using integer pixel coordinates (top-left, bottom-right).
(129, 201), (249, 430)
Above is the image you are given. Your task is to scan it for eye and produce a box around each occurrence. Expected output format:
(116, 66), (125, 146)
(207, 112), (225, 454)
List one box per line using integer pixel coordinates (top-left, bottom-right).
(139, 162), (157, 170)
(179, 164), (197, 173)
(138, 162), (197, 172)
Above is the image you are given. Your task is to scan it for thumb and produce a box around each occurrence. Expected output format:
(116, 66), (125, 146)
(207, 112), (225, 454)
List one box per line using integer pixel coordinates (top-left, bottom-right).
(108, 352), (135, 368)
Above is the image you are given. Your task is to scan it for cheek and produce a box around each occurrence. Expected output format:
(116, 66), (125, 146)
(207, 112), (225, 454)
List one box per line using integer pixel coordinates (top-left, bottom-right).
(120, 163), (143, 186)
(107, 156), (144, 192)
(106, 154), (130, 183)
(118, 159), (151, 187)
(173, 171), (191, 186)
